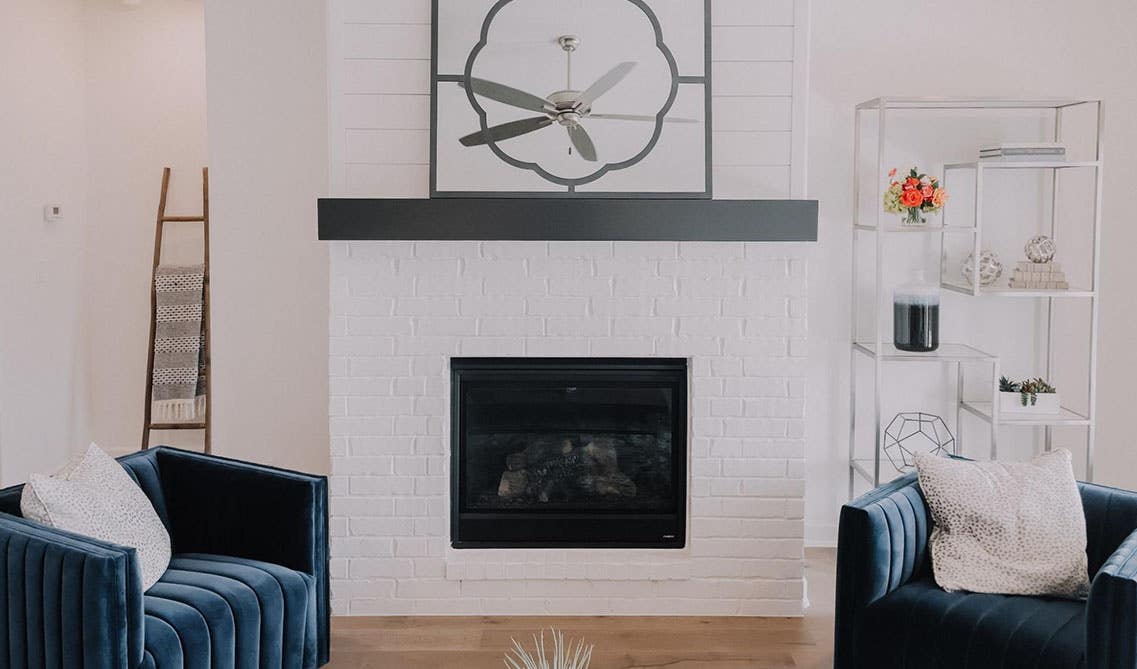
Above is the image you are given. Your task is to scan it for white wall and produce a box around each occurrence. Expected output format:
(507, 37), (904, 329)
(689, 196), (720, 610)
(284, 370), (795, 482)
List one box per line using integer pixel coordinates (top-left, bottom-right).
(0, 0), (90, 486)
(805, 0), (1137, 543)
(2, 0), (327, 482)
(203, 0), (330, 474)
(82, 0), (208, 455)
(0, 0), (208, 484)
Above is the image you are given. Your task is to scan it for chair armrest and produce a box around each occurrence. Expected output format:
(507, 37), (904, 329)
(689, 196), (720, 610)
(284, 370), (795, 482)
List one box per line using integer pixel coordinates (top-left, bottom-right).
(1087, 528), (1137, 669)
(1080, 482), (1137, 576)
(835, 474), (930, 668)
(0, 514), (144, 669)
(152, 446), (329, 665)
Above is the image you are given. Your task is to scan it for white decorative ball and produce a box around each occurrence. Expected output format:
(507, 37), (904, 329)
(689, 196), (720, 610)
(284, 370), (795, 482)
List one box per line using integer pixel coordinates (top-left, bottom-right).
(962, 249), (1004, 287)
(1024, 235), (1057, 263)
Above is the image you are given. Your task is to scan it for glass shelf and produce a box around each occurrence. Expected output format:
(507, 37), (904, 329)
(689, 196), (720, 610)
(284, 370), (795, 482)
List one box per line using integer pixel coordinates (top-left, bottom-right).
(853, 342), (997, 362)
(941, 280), (1096, 298)
(854, 223), (976, 234)
(960, 401), (1093, 427)
(945, 160), (1101, 171)
(856, 97), (1097, 111)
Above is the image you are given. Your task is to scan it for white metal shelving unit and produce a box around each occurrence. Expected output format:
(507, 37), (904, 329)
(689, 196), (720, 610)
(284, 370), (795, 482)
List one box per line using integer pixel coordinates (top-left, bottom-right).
(849, 342), (1000, 487)
(849, 97), (1103, 497)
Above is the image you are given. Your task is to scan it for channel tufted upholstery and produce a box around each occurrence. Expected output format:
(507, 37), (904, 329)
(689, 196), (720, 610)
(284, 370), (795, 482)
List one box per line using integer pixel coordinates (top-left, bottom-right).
(0, 446), (329, 668)
(836, 472), (1137, 668)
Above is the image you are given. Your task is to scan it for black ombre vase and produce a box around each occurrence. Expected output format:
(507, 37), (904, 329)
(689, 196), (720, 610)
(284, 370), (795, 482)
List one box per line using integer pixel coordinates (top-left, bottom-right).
(893, 283), (940, 352)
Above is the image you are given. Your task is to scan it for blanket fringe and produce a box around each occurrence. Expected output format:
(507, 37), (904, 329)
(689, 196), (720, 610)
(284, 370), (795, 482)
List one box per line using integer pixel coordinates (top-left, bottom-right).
(151, 395), (207, 423)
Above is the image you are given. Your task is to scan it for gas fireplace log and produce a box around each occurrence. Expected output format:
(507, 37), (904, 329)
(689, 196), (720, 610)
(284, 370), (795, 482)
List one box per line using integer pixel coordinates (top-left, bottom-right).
(587, 474), (637, 497)
(497, 470), (528, 498)
(496, 439), (638, 500)
(506, 451), (527, 471)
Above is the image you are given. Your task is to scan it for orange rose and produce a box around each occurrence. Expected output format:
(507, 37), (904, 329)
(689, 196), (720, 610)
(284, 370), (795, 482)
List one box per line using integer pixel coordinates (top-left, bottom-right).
(901, 189), (924, 208)
(904, 177), (920, 190)
(931, 188), (948, 207)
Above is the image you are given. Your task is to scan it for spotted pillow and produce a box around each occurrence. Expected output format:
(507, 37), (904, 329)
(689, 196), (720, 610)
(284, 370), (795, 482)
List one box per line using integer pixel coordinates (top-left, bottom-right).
(915, 449), (1089, 599)
(21, 443), (171, 590)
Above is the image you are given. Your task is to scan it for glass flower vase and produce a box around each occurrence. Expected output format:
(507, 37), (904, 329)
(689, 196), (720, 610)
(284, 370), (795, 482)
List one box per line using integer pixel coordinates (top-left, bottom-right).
(902, 208), (927, 226)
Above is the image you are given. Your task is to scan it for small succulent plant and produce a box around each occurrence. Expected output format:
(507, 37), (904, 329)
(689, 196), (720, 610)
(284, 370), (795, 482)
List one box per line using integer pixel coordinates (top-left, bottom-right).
(1001, 376), (1056, 406)
(1018, 377), (1057, 406)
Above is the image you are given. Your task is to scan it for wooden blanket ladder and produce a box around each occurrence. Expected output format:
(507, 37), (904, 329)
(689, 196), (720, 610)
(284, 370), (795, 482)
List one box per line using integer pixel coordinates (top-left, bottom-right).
(142, 167), (211, 452)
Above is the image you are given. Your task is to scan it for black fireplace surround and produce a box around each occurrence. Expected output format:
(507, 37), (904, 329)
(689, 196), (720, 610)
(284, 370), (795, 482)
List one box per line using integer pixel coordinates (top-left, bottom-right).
(451, 358), (687, 549)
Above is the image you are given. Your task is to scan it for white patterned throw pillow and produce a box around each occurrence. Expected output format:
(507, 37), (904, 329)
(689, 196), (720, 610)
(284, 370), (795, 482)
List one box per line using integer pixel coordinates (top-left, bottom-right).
(916, 449), (1089, 599)
(21, 443), (171, 590)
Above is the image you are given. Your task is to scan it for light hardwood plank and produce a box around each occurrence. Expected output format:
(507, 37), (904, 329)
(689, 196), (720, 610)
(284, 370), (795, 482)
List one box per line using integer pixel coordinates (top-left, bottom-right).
(327, 549), (836, 668)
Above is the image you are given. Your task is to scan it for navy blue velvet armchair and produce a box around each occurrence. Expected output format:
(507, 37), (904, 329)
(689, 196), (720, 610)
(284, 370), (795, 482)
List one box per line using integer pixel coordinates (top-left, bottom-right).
(835, 473), (1137, 668)
(0, 446), (330, 668)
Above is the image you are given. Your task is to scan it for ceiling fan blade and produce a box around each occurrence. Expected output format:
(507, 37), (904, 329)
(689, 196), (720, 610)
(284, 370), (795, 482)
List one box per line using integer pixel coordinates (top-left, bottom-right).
(589, 113), (699, 124)
(465, 78), (552, 113)
(459, 116), (553, 147)
(566, 124), (597, 162)
(577, 62), (636, 107)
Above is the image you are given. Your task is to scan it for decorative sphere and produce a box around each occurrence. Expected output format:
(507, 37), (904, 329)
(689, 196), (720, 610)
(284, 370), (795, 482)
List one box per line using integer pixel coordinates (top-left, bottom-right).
(1024, 235), (1057, 263)
(961, 249), (1004, 287)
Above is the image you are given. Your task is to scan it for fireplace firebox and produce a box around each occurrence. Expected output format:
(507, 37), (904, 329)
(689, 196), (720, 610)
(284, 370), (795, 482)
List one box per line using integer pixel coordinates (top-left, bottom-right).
(450, 358), (687, 548)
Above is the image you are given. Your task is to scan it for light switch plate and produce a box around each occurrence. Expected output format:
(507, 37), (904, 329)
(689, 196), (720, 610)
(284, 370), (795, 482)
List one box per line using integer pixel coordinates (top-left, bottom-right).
(43, 204), (63, 222)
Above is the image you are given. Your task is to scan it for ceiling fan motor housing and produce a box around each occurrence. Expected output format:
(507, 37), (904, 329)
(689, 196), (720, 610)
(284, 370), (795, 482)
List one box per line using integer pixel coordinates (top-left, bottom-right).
(547, 90), (590, 125)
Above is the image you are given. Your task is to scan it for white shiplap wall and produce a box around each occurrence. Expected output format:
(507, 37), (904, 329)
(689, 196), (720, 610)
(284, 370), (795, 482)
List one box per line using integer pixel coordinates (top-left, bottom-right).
(328, 0), (809, 198)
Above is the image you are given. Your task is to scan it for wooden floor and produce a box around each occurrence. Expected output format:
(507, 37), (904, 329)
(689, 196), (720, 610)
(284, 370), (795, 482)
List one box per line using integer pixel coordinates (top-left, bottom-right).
(327, 549), (836, 669)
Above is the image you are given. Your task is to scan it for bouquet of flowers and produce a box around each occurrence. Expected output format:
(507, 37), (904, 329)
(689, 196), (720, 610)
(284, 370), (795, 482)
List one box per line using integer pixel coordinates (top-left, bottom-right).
(883, 167), (947, 226)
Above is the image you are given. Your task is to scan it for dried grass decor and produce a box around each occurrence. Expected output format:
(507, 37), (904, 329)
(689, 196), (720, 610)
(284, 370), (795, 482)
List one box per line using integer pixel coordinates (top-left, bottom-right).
(503, 628), (594, 669)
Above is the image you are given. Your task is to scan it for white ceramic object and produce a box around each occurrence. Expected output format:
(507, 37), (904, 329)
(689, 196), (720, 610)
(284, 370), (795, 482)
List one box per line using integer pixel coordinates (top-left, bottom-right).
(1024, 235), (1057, 264)
(962, 249), (1004, 287)
(1000, 391), (1061, 414)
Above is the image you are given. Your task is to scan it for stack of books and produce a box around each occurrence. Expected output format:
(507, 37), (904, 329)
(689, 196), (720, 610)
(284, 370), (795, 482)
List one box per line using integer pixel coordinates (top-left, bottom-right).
(979, 143), (1066, 161)
(1008, 261), (1068, 290)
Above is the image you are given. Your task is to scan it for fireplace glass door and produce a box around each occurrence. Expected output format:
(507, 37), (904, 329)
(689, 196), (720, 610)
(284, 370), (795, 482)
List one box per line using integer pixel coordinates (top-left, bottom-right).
(451, 358), (687, 548)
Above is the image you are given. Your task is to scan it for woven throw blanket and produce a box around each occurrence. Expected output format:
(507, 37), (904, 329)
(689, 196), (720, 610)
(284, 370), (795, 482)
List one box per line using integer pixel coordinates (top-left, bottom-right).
(151, 264), (206, 422)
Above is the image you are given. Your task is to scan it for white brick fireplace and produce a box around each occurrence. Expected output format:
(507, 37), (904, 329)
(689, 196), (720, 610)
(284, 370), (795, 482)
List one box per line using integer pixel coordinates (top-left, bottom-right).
(328, 240), (808, 616)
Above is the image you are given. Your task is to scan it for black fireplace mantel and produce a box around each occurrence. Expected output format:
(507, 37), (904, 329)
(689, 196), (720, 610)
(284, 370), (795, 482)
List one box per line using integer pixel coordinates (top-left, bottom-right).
(317, 197), (818, 242)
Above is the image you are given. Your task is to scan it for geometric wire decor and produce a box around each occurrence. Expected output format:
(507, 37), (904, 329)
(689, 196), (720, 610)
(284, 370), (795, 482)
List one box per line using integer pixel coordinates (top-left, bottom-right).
(883, 411), (955, 473)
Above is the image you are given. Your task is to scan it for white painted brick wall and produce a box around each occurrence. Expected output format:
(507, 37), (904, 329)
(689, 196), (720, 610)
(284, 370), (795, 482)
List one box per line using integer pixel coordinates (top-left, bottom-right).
(329, 240), (808, 616)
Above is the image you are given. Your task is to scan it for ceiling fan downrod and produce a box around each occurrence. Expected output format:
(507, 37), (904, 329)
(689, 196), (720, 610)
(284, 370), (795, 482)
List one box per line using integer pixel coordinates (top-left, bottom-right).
(558, 35), (580, 91)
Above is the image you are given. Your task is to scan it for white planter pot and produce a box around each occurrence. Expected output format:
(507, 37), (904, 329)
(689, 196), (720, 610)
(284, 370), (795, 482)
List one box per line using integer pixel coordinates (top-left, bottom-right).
(999, 391), (1060, 414)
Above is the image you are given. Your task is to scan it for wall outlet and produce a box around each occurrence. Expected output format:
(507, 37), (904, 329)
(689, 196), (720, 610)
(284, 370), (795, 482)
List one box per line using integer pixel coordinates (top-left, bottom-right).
(43, 204), (63, 222)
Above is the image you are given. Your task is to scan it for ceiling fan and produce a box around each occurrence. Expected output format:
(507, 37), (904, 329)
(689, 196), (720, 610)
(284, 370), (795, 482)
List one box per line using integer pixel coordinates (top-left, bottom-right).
(459, 35), (696, 162)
